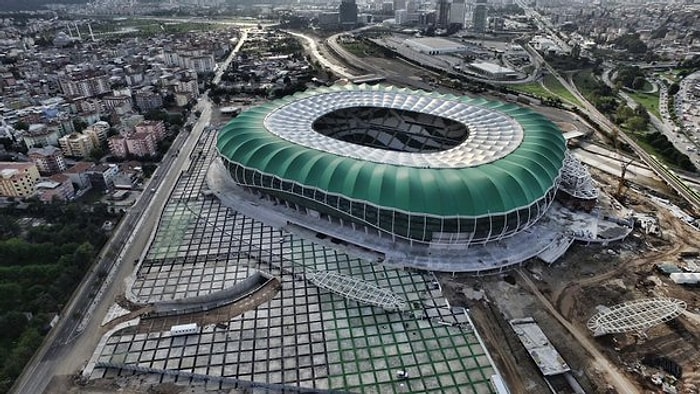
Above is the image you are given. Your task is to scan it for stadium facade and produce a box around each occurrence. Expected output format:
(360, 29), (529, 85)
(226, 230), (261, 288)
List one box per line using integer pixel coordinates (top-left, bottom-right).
(216, 84), (569, 249)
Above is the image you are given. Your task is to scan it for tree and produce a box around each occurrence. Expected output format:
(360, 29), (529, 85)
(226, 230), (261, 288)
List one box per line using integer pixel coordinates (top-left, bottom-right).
(570, 44), (581, 60)
(72, 119), (87, 133)
(631, 76), (645, 90)
(13, 121), (28, 131)
(0, 311), (28, 341)
(626, 116), (647, 131)
(668, 83), (680, 95)
(616, 66), (643, 89)
(612, 34), (648, 54)
(88, 147), (104, 163)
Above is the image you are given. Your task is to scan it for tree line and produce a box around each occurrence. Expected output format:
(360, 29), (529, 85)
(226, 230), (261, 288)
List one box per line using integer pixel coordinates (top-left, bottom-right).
(0, 200), (119, 392)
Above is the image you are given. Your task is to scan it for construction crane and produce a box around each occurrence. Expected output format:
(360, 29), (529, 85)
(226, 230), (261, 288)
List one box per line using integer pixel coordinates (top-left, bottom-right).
(615, 158), (635, 201)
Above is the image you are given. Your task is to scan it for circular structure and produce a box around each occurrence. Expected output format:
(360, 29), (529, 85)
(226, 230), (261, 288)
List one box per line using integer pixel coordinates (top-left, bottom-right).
(217, 84), (566, 246)
(264, 90), (525, 168)
(587, 298), (687, 336)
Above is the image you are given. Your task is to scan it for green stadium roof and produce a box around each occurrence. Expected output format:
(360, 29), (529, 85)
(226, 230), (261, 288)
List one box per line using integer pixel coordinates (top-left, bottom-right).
(217, 84), (566, 217)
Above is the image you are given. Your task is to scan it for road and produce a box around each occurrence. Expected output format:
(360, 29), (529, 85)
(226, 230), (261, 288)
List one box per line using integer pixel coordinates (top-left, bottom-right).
(601, 68), (700, 170)
(567, 73), (700, 210)
(213, 28), (249, 85)
(329, 30), (541, 86)
(286, 31), (356, 79)
(12, 27), (249, 394)
(520, 40), (700, 211)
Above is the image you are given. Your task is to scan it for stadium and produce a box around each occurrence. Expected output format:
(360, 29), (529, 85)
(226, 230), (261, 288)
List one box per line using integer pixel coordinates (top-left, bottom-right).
(216, 84), (570, 251)
(211, 84), (631, 272)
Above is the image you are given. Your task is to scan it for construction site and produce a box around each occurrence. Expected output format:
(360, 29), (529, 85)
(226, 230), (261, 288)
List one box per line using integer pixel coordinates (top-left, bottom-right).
(48, 89), (700, 394)
(437, 120), (700, 393)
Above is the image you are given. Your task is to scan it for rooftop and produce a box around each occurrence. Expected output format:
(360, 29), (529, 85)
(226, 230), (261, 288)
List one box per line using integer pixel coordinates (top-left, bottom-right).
(218, 84), (567, 217)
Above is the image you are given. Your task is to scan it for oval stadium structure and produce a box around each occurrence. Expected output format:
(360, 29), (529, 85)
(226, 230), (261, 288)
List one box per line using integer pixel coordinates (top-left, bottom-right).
(216, 84), (567, 251)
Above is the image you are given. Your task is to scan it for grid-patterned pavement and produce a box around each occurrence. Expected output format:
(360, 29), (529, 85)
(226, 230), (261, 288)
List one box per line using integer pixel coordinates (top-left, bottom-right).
(93, 126), (497, 393)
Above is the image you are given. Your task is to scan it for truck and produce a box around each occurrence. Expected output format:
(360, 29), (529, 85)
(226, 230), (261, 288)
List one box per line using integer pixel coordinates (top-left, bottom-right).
(170, 323), (199, 336)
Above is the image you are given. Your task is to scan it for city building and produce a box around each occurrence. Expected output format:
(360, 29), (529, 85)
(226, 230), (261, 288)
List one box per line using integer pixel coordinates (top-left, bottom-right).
(339, 0), (358, 29)
(133, 89), (164, 111)
(134, 120), (166, 141)
(103, 95), (133, 114)
(0, 162), (40, 198)
(64, 161), (94, 190)
(58, 73), (111, 98)
(36, 174), (75, 202)
(449, 0), (467, 28)
(473, 0), (488, 32)
(85, 163), (119, 191)
(108, 136), (129, 158)
(28, 146), (67, 175)
(22, 123), (61, 149)
(395, 9), (408, 24)
(437, 0), (450, 27)
(405, 37), (468, 54)
(84, 121), (110, 146)
(163, 50), (216, 73)
(125, 132), (158, 158)
(58, 132), (96, 158)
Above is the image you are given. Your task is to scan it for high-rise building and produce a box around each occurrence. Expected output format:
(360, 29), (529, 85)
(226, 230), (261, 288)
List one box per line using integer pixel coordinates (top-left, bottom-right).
(449, 0), (467, 28)
(125, 132), (158, 158)
(108, 136), (129, 158)
(339, 0), (358, 29)
(437, 0), (450, 27)
(58, 132), (96, 158)
(28, 146), (67, 175)
(473, 0), (488, 32)
(58, 73), (110, 98)
(406, 0), (417, 13)
(0, 162), (40, 198)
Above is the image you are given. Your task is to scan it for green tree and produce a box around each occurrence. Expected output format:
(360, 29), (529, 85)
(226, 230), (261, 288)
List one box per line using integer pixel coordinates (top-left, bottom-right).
(668, 83), (680, 95)
(13, 121), (28, 131)
(0, 311), (28, 343)
(72, 119), (87, 133)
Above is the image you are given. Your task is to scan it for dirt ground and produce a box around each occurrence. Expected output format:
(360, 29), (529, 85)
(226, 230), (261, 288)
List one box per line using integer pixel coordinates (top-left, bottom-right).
(440, 166), (700, 394)
(50, 374), (247, 394)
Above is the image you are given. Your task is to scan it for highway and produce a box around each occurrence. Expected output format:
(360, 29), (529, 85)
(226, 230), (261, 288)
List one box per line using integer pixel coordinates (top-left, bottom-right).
(567, 74), (700, 210)
(286, 31), (356, 79)
(514, 1), (700, 210)
(600, 69), (700, 171)
(12, 28), (249, 394)
(520, 39), (700, 211)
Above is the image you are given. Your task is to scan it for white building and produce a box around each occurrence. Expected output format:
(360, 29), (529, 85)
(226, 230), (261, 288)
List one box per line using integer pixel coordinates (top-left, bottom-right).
(404, 37), (468, 55)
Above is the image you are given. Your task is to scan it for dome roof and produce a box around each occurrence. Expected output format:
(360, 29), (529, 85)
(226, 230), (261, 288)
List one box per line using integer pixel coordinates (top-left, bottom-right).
(217, 84), (566, 217)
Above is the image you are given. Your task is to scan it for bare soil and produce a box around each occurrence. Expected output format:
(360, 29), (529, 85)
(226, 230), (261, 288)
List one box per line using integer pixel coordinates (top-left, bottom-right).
(440, 166), (700, 393)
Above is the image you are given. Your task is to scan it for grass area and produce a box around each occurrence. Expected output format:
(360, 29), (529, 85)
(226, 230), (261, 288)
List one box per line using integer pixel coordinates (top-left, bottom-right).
(660, 70), (680, 83)
(542, 75), (582, 107)
(572, 69), (599, 101)
(340, 41), (384, 58)
(641, 79), (654, 92)
(509, 82), (553, 99)
(627, 130), (696, 172)
(627, 90), (661, 119)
